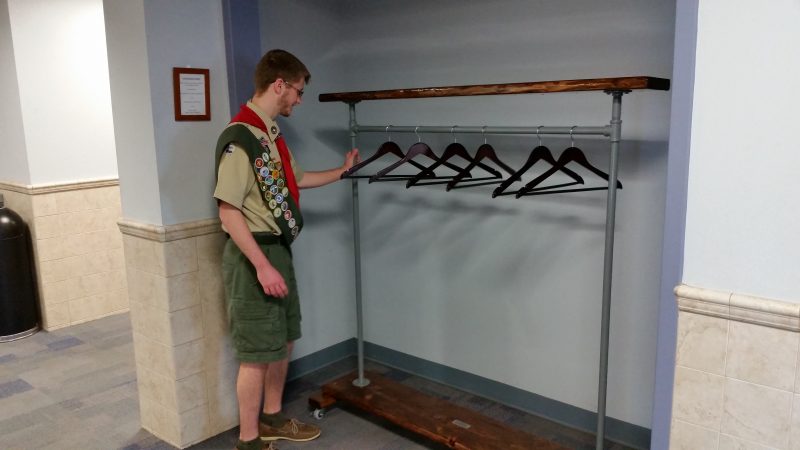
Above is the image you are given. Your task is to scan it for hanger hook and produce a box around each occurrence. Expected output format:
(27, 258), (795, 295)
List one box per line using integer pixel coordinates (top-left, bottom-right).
(414, 126), (420, 142)
(451, 125), (457, 143)
(481, 126), (487, 144)
(536, 125), (543, 146)
(570, 125), (577, 147)
(386, 125), (392, 142)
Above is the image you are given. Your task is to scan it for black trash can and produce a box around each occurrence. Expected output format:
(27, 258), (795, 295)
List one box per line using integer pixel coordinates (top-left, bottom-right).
(0, 193), (39, 341)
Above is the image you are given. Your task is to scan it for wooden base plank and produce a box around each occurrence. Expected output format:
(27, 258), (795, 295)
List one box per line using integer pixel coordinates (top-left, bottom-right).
(308, 391), (337, 410)
(319, 370), (568, 450)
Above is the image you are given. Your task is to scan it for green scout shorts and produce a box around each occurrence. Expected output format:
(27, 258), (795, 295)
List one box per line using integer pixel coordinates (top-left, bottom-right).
(222, 238), (301, 363)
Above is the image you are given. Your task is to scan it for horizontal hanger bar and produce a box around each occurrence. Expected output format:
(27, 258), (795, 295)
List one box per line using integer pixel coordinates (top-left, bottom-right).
(354, 125), (610, 137)
(319, 76), (670, 102)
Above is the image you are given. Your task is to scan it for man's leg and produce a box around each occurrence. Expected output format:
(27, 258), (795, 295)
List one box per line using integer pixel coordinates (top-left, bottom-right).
(238, 362), (268, 441)
(262, 342), (293, 414)
(258, 340), (319, 442)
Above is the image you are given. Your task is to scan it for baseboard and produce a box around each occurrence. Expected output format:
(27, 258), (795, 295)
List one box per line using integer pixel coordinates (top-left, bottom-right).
(287, 338), (357, 380)
(288, 339), (650, 449)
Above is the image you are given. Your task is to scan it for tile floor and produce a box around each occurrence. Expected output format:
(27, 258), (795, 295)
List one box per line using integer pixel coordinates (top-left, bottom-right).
(0, 313), (634, 449)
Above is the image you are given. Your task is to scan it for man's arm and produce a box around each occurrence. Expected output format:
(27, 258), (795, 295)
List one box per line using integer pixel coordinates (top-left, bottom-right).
(297, 149), (359, 189)
(219, 201), (288, 298)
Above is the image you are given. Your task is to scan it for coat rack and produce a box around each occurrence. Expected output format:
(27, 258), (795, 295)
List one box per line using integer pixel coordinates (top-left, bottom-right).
(310, 76), (670, 450)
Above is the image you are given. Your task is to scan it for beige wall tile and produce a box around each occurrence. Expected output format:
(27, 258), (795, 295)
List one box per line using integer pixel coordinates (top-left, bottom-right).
(673, 366), (725, 429)
(179, 404), (211, 447)
(109, 247), (125, 270)
(40, 259), (71, 283)
(40, 301), (70, 329)
(208, 393), (238, 436)
(196, 232), (226, 265)
(199, 264), (224, 307)
(68, 293), (113, 324)
(726, 321), (799, 391)
(62, 234), (85, 258)
(789, 394), (800, 450)
(58, 211), (91, 236)
(126, 236), (160, 274)
(170, 305), (204, 346)
(159, 238), (198, 277)
(35, 237), (68, 262)
(670, 420), (718, 450)
(64, 255), (90, 279)
(139, 394), (180, 446)
(82, 250), (114, 276)
(718, 434), (777, 450)
(137, 366), (178, 410)
(175, 372), (208, 413)
(677, 312), (729, 375)
(31, 194), (58, 217)
(41, 278), (83, 305)
(138, 303), (171, 346)
(1, 190), (32, 220)
(174, 339), (205, 380)
(80, 272), (108, 296)
(133, 332), (174, 378)
(33, 215), (62, 239)
(166, 271), (200, 312)
(721, 378), (792, 448)
(53, 190), (87, 214)
(109, 288), (129, 312)
(127, 267), (162, 309)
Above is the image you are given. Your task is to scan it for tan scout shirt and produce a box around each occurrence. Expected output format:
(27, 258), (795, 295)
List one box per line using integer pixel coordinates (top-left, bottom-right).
(213, 102), (304, 234)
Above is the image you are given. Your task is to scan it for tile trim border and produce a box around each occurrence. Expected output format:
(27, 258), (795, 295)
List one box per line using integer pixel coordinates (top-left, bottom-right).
(118, 217), (222, 242)
(675, 284), (800, 331)
(0, 178), (119, 194)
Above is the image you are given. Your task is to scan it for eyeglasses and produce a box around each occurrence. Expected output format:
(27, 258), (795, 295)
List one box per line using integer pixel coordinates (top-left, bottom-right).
(284, 82), (304, 98)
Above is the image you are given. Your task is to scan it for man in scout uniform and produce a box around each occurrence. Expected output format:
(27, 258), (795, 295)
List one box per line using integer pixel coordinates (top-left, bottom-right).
(214, 49), (358, 450)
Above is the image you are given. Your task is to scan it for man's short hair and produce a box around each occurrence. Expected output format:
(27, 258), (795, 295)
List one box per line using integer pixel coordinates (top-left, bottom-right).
(254, 49), (310, 94)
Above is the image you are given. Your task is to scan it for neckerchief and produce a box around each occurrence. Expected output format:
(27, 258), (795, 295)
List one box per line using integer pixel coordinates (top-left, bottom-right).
(230, 104), (300, 207)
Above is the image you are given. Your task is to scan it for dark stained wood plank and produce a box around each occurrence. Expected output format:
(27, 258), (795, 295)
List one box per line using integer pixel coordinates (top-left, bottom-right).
(318, 76), (670, 103)
(320, 370), (570, 450)
(308, 391), (337, 410)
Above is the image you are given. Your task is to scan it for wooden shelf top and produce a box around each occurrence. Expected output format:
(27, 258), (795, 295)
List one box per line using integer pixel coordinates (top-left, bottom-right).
(318, 76), (670, 103)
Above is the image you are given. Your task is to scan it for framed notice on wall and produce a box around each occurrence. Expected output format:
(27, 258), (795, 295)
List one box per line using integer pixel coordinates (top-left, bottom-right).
(173, 67), (210, 121)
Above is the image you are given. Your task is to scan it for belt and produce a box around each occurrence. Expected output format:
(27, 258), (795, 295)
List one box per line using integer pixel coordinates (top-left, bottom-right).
(225, 232), (284, 246)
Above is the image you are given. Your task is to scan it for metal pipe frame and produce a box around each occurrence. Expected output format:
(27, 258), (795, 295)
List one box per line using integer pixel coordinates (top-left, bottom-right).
(595, 90), (627, 449)
(354, 124), (609, 137)
(345, 92), (630, 450)
(349, 103), (369, 388)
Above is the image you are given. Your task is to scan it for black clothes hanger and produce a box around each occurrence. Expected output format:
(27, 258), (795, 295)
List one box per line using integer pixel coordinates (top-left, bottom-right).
(445, 143), (516, 191)
(515, 145), (622, 198)
(342, 140), (431, 180)
(491, 145), (583, 198)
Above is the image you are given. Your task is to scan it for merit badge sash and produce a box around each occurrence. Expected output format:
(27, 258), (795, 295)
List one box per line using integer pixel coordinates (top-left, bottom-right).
(215, 122), (304, 244)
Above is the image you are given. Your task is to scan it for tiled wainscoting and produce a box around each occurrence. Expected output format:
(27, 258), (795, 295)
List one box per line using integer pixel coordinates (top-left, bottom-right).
(119, 218), (238, 448)
(671, 285), (800, 450)
(0, 180), (127, 330)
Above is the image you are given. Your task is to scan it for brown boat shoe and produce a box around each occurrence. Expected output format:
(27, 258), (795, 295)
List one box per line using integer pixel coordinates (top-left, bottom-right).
(260, 417), (321, 442)
(234, 440), (278, 450)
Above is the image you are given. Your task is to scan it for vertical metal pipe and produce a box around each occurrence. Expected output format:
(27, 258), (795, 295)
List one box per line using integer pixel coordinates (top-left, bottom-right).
(349, 102), (370, 388)
(596, 91), (625, 449)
